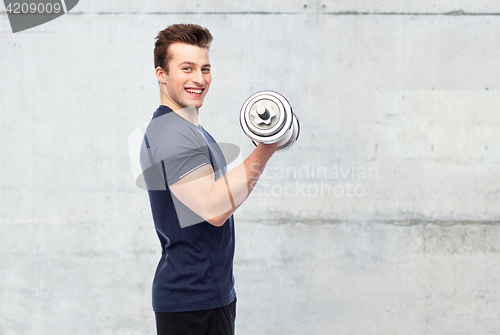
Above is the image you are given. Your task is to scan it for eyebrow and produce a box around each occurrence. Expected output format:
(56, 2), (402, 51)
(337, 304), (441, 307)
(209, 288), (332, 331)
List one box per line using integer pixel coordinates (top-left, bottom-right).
(179, 61), (211, 68)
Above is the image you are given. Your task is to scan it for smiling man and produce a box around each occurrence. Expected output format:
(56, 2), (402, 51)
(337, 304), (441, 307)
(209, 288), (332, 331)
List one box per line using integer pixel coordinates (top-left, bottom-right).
(140, 24), (278, 335)
(158, 42), (210, 111)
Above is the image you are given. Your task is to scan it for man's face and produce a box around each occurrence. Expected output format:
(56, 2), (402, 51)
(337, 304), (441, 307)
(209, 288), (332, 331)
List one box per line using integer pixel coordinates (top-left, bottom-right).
(162, 42), (211, 110)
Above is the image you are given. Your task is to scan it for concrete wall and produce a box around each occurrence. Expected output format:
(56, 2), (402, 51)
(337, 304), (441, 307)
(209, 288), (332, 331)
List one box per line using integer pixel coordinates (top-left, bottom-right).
(1, 1), (499, 334)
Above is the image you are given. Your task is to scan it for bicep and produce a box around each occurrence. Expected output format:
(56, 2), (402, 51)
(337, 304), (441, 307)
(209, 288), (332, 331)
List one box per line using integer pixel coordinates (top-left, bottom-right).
(170, 164), (234, 226)
(169, 164), (215, 218)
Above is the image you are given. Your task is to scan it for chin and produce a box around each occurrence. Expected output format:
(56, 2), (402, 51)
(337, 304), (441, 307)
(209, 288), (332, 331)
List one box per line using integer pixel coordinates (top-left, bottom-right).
(192, 100), (205, 109)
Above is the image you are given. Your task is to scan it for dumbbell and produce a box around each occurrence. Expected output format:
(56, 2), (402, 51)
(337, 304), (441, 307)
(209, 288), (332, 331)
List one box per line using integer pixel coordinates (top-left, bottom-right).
(239, 90), (300, 152)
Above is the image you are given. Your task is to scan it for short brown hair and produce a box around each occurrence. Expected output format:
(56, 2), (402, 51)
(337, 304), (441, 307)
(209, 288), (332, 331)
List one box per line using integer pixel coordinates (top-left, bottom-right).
(154, 23), (213, 73)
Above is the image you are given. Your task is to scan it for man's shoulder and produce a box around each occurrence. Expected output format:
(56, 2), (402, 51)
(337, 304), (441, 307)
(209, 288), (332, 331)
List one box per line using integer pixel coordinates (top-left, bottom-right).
(146, 108), (198, 142)
(144, 108), (210, 161)
(151, 104), (173, 119)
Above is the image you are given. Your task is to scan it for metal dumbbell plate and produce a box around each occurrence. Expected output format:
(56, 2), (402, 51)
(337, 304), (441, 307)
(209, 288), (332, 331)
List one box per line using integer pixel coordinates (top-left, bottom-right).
(240, 90), (300, 152)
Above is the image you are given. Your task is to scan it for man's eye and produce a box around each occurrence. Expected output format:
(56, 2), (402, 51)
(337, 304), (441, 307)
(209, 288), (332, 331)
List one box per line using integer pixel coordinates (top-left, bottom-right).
(202, 68), (210, 72)
(183, 67), (191, 71)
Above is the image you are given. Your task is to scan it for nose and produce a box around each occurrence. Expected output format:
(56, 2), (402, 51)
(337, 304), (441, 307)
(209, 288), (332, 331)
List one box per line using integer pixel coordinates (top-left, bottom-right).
(192, 70), (205, 86)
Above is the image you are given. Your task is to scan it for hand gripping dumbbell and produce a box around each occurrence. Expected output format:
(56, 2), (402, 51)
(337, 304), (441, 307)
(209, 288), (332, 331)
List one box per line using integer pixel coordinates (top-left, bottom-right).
(239, 90), (300, 152)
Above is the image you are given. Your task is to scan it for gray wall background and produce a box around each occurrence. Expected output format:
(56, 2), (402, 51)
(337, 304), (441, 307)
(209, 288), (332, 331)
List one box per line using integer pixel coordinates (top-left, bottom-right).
(1, 1), (499, 334)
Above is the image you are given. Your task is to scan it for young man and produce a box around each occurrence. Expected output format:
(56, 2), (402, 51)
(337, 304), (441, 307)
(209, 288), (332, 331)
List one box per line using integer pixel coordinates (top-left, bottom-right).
(140, 24), (278, 335)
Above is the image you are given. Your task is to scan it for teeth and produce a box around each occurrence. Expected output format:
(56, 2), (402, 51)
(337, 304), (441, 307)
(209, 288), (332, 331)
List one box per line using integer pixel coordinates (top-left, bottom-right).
(186, 89), (202, 94)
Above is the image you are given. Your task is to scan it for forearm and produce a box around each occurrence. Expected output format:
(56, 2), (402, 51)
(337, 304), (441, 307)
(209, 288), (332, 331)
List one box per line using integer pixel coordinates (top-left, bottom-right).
(206, 144), (276, 226)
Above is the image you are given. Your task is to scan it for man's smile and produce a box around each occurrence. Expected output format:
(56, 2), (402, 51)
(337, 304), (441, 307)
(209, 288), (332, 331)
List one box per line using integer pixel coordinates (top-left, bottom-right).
(185, 87), (204, 96)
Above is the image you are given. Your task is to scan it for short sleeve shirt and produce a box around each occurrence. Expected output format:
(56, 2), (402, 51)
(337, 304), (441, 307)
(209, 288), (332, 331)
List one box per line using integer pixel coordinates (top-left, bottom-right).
(140, 105), (236, 313)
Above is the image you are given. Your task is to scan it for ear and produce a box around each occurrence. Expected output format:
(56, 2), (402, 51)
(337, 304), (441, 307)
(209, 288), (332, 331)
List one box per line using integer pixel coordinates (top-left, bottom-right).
(155, 67), (167, 84)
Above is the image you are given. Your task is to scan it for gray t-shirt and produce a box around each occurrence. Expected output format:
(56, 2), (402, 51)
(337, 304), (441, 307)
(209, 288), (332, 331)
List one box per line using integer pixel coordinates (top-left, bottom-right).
(140, 105), (236, 313)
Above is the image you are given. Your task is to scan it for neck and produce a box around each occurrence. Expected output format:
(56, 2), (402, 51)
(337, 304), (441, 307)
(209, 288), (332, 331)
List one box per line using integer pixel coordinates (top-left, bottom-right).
(160, 88), (200, 127)
(173, 105), (199, 126)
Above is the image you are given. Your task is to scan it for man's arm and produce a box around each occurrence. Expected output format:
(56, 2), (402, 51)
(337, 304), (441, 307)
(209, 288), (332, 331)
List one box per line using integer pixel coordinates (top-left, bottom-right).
(170, 142), (278, 227)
